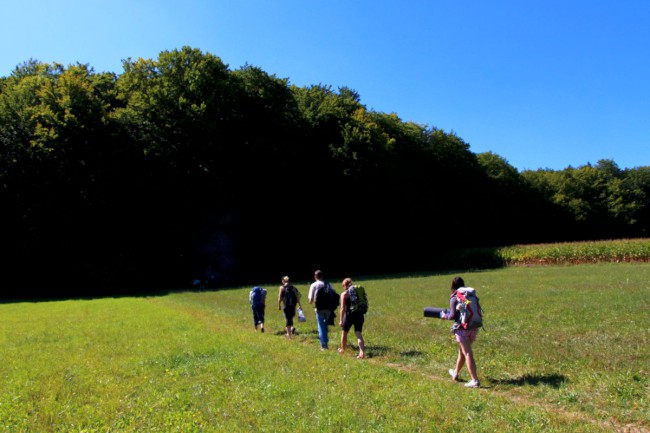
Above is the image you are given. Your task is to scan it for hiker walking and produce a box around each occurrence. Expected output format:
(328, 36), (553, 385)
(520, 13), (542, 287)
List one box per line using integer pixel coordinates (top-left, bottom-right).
(278, 276), (302, 339)
(338, 278), (367, 359)
(440, 276), (481, 388)
(249, 286), (267, 333)
(308, 270), (337, 350)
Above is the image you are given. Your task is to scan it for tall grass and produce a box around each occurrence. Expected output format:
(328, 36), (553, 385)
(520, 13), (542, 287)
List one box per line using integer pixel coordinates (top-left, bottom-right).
(497, 238), (650, 265)
(1, 263), (648, 432)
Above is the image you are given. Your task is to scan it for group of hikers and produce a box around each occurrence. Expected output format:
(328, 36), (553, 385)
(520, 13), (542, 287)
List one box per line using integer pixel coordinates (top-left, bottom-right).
(249, 271), (482, 387)
(249, 270), (368, 359)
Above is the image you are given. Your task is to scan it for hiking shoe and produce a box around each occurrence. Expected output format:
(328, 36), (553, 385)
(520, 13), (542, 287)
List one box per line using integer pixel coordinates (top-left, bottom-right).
(448, 369), (458, 381)
(464, 379), (480, 388)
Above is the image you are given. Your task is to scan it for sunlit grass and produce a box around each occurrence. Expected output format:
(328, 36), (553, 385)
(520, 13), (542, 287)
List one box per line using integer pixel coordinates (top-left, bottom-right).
(1, 263), (648, 432)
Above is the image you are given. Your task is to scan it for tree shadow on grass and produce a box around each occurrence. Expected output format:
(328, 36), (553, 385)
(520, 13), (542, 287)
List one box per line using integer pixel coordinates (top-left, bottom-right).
(358, 247), (509, 282)
(400, 350), (425, 357)
(336, 347), (422, 358)
(489, 373), (567, 388)
(273, 329), (317, 337)
(364, 345), (391, 357)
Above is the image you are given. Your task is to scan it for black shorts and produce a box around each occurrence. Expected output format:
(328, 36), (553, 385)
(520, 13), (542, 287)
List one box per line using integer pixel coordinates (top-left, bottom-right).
(283, 305), (296, 327)
(342, 310), (364, 332)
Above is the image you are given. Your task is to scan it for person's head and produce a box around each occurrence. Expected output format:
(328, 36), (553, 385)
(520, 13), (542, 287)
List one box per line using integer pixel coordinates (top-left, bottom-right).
(314, 270), (323, 281)
(282, 276), (290, 284)
(451, 276), (465, 292)
(342, 278), (353, 290)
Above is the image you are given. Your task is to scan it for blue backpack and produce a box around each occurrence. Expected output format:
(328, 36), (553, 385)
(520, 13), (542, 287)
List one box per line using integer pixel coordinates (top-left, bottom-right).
(250, 286), (266, 306)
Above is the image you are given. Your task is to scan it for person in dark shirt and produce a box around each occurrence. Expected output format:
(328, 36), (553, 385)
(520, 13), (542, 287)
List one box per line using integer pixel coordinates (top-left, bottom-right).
(278, 276), (302, 339)
(337, 278), (366, 359)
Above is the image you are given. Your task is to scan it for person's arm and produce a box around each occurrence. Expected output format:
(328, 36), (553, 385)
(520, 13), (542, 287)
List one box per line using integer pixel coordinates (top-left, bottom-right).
(278, 286), (283, 310)
(308, 284), (315, 305)
(442, 296), (456, 320)
(339, 292), (347, 326)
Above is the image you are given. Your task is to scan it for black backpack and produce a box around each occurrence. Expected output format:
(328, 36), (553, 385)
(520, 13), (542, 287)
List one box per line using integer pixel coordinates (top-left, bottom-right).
(283, 284), (298, 306)
(315, 282), (339, 311)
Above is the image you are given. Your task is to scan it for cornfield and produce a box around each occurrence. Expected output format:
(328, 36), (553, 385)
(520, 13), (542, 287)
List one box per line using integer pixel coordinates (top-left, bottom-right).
(497, 238), (650, 265)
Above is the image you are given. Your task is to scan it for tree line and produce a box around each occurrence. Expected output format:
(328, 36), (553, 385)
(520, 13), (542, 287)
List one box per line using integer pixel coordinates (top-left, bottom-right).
(1, 47), (648, 298)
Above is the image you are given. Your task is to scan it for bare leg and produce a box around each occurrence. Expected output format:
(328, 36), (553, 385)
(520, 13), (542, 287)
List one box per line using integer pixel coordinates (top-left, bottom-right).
(285, 325), (292, 339)
(453, 347), (466, 379)
(355, 331), (365, 358)
(338, 330), (349, 353)
(458, 340), (478, 381)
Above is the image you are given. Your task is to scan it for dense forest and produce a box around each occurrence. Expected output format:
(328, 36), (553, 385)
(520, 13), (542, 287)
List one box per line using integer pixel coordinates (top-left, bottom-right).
(1, 47), (649, 298)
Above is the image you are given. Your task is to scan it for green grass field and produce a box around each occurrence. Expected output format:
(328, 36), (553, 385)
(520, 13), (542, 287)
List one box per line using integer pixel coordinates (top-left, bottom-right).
(1, 263), (648, 432)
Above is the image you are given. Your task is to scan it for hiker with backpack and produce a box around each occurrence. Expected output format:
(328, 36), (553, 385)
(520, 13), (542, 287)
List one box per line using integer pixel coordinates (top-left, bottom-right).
(440, 276), (482, 388)
(278, 276), (302, 339)
(308, 270), (338, 350)
(249, 286), (267, 333)
(337, 278), (367, 359)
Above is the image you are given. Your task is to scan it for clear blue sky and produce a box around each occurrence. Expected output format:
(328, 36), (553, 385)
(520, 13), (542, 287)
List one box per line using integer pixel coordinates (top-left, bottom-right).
(2, 0), (649, 171)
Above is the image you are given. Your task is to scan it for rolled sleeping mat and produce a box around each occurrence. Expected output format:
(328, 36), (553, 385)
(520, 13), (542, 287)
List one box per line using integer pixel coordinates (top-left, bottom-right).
(424, 307), (447, 318)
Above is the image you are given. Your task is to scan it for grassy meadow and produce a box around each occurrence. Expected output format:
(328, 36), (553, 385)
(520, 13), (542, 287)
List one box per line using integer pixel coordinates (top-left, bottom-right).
(1, 263), (649, 432)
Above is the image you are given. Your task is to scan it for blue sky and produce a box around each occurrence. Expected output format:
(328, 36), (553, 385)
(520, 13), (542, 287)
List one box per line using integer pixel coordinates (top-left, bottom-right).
(2, 0), (649, 171)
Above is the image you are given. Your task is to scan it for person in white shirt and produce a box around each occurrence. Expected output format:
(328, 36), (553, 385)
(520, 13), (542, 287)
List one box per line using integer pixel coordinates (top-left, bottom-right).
(308, 270), (333, 350)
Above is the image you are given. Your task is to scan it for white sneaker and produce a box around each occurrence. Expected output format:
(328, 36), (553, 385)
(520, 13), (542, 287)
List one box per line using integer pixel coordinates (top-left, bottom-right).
(448, 369), (458, 381)
(464, 379), (480, 388)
